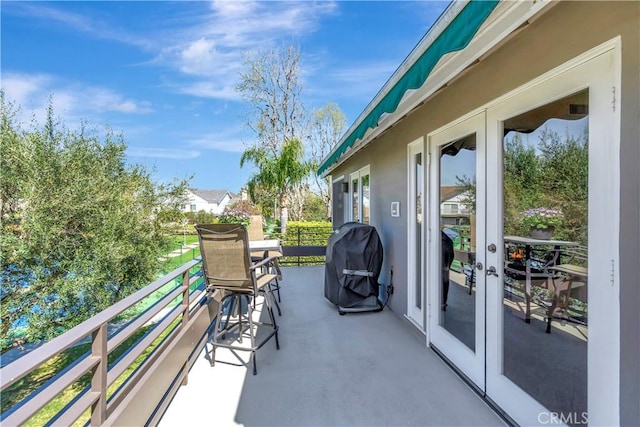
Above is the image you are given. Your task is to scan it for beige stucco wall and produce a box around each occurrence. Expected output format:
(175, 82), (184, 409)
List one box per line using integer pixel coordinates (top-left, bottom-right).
(330, 2), (639, 422)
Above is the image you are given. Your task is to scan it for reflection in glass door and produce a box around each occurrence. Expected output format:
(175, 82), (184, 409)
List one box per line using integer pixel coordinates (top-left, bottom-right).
(439, 134), (477, 351)
(351, 176), (359, 221)
(485, 47), (619, 426)
(429, 113), (486, 389)
(501, 91), (589, 424)
(350, 167), (370, 224)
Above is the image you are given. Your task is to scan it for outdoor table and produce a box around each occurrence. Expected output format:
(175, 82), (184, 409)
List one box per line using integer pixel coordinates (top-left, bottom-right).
(249, 239), (283, 281)
(249, 239), (282, 253)
(503, 235), (578, 323)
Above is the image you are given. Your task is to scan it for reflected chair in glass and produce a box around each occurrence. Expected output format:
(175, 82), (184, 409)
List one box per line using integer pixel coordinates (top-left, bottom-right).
(503, 243), (557, 323)
(544, 245), (588, 334)
(453, 249), (476, 294)
(195, 223), (280, 375)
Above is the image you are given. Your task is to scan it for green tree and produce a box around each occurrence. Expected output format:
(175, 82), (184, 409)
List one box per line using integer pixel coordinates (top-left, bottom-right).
(235, 44), (308, 232)
(0, 96), (188, 347)
(537, 127), (588, 243)
(309, 102), (346, 219)
(503, 132), (543, 236)
(501, 126), (588, 243)
(302, 192), (329, 221)
(240, 138), (312, 233)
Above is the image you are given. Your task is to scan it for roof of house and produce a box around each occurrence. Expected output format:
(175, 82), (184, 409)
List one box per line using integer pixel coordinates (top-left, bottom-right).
(317, 0), (551, 177)
(189, 189), (234, 204)
(317, 0), (499, 177)
(440, 186), (466, 202)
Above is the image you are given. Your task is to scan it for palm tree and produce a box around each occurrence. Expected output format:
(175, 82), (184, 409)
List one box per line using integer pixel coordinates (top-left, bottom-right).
(240, 138), (311, 234)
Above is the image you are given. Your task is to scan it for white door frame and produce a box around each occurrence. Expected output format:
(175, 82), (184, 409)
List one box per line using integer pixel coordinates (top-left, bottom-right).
(484, 39), (621, 426)
(427, 111), (487, 389)
(407, 138), (425, 329)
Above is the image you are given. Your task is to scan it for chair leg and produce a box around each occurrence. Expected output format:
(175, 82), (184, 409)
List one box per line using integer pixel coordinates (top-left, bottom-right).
(546, 296), (559, 334)
(236, 295), (244, 344)
(270, 281), (282, 316)
(274, 260), (283, 282)
(244, 294), (258, 375)
(209, 316), (220, 367)
(209, 293), (231, 367)
(263, 285), (280, 350)
(274, 278), (282, 303)
(209, 289), (278, 375)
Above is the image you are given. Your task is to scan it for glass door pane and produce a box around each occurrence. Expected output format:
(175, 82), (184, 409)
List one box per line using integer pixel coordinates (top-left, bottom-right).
(415, 153), (422, 310)
(351, 177), (359, 221)
(439, 133), (477, 351)
(429, 112), (485, 390)
(501, 90), (588, 421)
(407, 141), (425, 327)
(362, 174), (370, 224)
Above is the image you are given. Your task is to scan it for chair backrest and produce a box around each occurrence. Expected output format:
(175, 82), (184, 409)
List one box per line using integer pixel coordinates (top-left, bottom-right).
(247, 215), (265, 241)
(195, 223), (254, 292)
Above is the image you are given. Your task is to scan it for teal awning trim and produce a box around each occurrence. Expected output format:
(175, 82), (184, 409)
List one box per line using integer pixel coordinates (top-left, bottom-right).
(317, 0), (499, 176)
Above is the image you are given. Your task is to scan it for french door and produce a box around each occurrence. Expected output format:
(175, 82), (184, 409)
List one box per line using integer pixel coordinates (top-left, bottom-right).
(484, 44), (619, 426)
(428, 112), (487, 389)
(426, 43), (619, 425)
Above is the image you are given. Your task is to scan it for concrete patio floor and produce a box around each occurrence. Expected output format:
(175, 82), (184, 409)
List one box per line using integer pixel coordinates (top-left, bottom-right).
(159, 266), (505, 427)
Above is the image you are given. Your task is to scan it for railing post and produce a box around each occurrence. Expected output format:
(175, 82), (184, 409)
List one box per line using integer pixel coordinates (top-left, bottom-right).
(181, 269), (190, 386)
(91, 324), (108, 426)
(297, 227), (301, 266)
(181, 270), (190, 325)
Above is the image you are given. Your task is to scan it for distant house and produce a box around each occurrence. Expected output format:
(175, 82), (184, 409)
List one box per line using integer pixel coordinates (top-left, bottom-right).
(440, 186), (471, 226)
(182, 189), (236, 215)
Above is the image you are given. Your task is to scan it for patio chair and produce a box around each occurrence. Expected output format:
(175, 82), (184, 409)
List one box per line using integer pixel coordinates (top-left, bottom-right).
(453, 249), (476, 294)
(247, 215), (283, 308)
(441, 231), (455, 310)
(195, 223), (280, 375)
(544, 245), (588, 333)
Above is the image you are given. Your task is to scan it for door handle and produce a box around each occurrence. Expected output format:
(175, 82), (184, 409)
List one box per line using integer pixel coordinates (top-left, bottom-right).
(475, 262), (483, 271)
(486, 266), (499, 277)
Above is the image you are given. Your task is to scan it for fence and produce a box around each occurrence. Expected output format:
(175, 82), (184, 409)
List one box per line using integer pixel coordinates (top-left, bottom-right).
(0, 224), (335, 424)
(0, 260), (212, 426)
(274, 225), (333, 266)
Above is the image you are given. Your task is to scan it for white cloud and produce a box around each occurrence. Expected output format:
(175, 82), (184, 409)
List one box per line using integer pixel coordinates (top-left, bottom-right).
(209, 0), (256, 17)
(176, 38), (237, 77)
(127, 147), (201, 160)
(82, 88), (153, 114)
(152, 1), (337, 100)
(315, 60), (399, 101)
(5, 2), (339, 103)
(1, 73), (52, 107)
(187, 126), (248, 153)
(3, 2), (154, 50)
(177, 81), (240, 101)
(1, 72), (153, 125)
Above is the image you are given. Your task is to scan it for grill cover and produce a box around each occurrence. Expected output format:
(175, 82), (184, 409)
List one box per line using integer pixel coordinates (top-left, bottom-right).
(324, 222), (383, 308)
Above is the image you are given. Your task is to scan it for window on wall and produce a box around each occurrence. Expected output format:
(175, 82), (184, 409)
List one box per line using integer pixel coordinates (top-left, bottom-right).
(349, 166), (370, 224)
(441, 203), (459, 214)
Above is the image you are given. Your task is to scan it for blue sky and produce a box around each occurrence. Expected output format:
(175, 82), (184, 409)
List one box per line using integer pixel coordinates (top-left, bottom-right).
(2, 1), (449, 192)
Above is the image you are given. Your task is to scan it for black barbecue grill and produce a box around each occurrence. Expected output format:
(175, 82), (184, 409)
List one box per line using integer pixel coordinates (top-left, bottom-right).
(324, 222), (383, 315)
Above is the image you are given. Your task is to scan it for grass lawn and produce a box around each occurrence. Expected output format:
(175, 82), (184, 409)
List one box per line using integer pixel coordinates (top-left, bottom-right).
(166, 234), (199, 252)
(162, 247), (201, 273)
